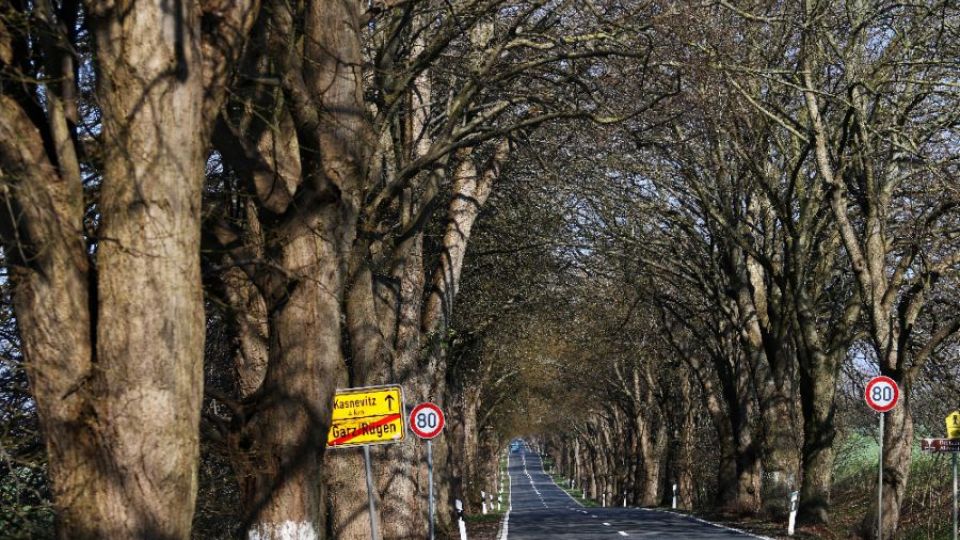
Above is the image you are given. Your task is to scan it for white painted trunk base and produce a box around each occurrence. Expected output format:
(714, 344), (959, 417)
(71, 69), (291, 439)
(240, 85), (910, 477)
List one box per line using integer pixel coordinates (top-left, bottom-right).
(247, 521), (318, 540)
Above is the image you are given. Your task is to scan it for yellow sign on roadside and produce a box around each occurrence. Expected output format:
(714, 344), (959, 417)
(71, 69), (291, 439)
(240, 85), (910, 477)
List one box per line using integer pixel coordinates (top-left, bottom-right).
(947, 410), (960, 440)
(327, 385), (405, 448)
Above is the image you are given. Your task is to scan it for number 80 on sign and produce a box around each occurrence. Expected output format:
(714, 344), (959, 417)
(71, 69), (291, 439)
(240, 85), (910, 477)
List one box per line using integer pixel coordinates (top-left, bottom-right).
(865, 375), (900, 413)
(409, 402), (445, 439)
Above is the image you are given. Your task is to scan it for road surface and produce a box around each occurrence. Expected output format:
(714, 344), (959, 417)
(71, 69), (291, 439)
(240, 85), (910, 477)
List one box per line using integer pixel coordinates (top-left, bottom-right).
(500, 445), (766, 539)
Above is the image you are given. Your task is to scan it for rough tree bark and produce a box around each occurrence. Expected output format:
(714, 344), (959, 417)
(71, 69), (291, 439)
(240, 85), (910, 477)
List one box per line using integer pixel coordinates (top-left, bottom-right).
(225, 0), (370, 537)
(0, 0), (257, 536)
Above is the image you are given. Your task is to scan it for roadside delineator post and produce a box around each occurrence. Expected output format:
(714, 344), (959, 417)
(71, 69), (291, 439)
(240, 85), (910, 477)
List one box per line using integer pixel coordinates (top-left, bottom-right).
(672, 484), (677, 510)
(787, 490), (799, 536)
(455, 499), (468, 540)
(481, 490), (487, 514)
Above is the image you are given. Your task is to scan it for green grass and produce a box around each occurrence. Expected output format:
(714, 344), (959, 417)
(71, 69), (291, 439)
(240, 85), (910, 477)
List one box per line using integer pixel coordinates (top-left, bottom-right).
(801, 431), (959, 539)
(548, 472), (599, 507)
(484, 453), (509, 517)
(464, 513), (501, 523)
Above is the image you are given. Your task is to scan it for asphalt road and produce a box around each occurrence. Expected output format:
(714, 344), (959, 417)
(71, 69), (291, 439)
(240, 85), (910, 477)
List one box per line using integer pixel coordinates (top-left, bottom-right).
(501, 445), (766, 540)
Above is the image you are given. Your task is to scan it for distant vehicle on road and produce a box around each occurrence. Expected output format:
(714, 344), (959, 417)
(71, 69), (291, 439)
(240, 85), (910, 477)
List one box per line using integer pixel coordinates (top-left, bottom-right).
(510, 439), (523, 453)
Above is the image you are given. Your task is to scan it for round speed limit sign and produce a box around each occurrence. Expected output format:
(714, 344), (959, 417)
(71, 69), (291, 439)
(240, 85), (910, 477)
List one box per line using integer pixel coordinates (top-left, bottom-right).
(865, 375), (900, 413)
(409, 402), (445, 439)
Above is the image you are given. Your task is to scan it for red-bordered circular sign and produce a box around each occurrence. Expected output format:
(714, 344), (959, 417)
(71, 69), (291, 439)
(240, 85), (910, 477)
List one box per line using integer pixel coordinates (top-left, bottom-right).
(865, 375), (900, 413)
(409, 402), (445, 439)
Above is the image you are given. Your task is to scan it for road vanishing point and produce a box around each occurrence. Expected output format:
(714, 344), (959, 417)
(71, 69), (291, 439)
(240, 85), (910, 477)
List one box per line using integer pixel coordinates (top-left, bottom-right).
(500, 445), (767, 539)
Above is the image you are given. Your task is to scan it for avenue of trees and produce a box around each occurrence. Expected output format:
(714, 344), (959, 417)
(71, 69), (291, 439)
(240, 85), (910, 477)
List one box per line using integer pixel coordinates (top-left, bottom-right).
(455, 2), (960, 539)
(1, 1), (959, 540)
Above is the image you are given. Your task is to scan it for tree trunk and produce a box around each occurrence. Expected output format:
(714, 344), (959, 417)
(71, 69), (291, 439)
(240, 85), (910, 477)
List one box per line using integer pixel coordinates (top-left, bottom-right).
(638, 414), (664, 506)
(241, 0), (367, 536)
(574, 439), (584, 492)
(243, 211), (347, 539)
(90, 0), (209, 531)
(861, 393), (914, 539)
(374, 229), (429, 539)
(712, 348), (761, 514)
(754, 357), (801, 516)
(323, 266), (390, 540)
(324, 450), (373, 540)
(734, 247), (801, 515)
(423, 142), (509, 332)
(675, 374), (696, 510)
(797, 350), (842, 524)
(626, 429), (640, 505)
(728, 370), (762, 515)
(0, 93), (97, 537)
(432, 423), (456, 533)
(2, 0), (259, 534)
(0, 0), (217, 535)
(733, 422), (763, 515)
(462, 387), (482, 513)
(444, 392), (467, 528)
(689, 359), (739, 507)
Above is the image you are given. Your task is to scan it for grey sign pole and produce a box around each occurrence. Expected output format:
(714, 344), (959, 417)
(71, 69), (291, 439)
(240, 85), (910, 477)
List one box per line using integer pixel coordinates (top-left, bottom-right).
(428, 440), (435, 540)
(878, 412), (884, 540)
(364, 445), (380, 540)
(953, 451), (958, 540)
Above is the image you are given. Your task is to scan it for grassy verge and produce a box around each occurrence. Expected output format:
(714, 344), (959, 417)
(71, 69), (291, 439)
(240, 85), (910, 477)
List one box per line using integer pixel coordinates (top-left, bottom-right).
(465, 513), (502, 524)
(547, 471), (599, 507)
(687, 434), (960, 540)
(454, 455), (510, 540)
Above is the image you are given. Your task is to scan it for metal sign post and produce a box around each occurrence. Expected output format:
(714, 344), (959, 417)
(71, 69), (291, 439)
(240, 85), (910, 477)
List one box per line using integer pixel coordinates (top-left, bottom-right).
(953, 451), (958, 540)
(363, 445), (380, 540)
(878, 412), (883, 540)
(427, 440), (435, 540)
(865, 375), (900, 540)
(409, 402), (445, 540)
(949, 410), (960, 540)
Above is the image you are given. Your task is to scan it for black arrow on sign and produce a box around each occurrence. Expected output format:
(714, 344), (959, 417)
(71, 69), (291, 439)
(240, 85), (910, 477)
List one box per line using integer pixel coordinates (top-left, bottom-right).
(385, 395), (395, 410)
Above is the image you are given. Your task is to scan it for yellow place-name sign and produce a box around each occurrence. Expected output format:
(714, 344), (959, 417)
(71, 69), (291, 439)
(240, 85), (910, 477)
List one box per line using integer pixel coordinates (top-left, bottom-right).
(328, 385), (405, 448)
(947, 410), (960, 440)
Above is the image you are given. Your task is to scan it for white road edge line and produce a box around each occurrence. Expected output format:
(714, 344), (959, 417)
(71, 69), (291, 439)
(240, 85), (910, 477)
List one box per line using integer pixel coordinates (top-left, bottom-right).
(639, 508), (773, 540)
(496, 452), (513, 540)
